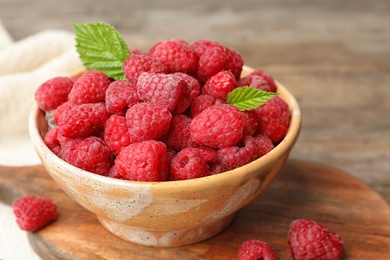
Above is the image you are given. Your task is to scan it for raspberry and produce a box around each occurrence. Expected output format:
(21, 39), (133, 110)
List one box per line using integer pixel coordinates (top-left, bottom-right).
(161, 114), (195, 151)
(237, 74), (275, 92)
(53, 101), (72, 124)
(224, 47), (244, 80)
(153, 39), (198, 73)
(58, 102), (109, 138)
(254, 96), (291, 144)
(237, 240), (276, 260)
(44, 127), (62, 156)
(105, 80), (140, 115)
(115, 140), (169, 181)
(126, 102), (172, 143)
(68, 70), (111, 105)
(202, 70), (237, 100)
(136, 72), (186, 111)
(173, 72), (201, 114)
(189, 94), (217, 118)
(122, 54), (168, 84)
(241, 110), (259, 136)
(217, 135), (274, 171)
(288, 219), (344, 260)
(13, 196), (57, 231)
(171, 147), (209, 180)
(250, 70), (277, 92)
(107, 165), (123, 179)
(62, 136), (112, 175)
(190, 104), (244, 148)
(191, 40), (228, 82)
(104, 115), (130, 155)
(35, 76), (74, 111)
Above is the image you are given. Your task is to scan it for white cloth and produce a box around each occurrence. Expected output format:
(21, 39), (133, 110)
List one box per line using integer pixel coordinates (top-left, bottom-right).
(0, 19), (82, 259)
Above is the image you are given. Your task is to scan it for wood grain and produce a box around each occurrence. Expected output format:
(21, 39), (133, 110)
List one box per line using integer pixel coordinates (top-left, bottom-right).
(1, 160), (389, 259)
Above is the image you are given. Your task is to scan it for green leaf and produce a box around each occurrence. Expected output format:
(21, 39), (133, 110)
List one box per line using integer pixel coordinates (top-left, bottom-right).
(226, 86), (278, 111)
(72, 22), (131, 80)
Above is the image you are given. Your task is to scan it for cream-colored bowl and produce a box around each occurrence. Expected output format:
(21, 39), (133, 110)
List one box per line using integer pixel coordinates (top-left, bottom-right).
(28, 67), (301, 247)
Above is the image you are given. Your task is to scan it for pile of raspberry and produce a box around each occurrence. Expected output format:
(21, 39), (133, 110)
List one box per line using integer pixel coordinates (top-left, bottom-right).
(35, 39), (291, 182)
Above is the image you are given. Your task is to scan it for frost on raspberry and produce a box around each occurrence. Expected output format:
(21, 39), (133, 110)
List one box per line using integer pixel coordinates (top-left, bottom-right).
(190, 104), (244, 148)
(62, 136), (112, 175)
(237, 239), (276, 260)
(126, 102), (172, 143)
(13, 196), (57, 232)
(115, 140), (169, 181)
(35, 76), (74, 112)
(288, 219), (344, 260)
(68, 70), (111, 105)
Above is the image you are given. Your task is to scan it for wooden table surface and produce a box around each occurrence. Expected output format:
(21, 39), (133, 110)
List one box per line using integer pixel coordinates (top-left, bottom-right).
(1, 0), (388, 204)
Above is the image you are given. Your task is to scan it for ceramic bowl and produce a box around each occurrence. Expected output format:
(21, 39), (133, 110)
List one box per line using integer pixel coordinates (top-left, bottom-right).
(28, 67), (301, 247)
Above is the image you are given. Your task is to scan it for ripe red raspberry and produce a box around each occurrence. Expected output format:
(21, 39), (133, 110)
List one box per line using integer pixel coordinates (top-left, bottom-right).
(53, 101), (72, 124)
(68, 70), (111, 105)
(107, 165), (123, 179)
(288, 219), (344, 260)
(237, 74), (275, 92)
(44, 127), (62, 156)
(250, 70), (277, 92)
(171, 147), (209, 180)
(62, 136), (112, 175)
(161, 114), (195, 151)
(202, 70), (237, 100)
(189, 95), (224, 118)
(104, 115), (130, 155)
(126, 102), (172, 143)
(13, 196), (57, 231)
(241, 110), (259, 136)
(191, 40), (228, 82)
(153, 39), (198, 73)
(115, 140), (169, 181)
(237, 240), (276, 260)
(254, 96), (291, 144)
(217, 135), (274, 171)
(35, 76), (74, 111)
(105, 80), (140, 115)
(122, 54), (168, 84)
(190, 104), (244, 148)
(173, 72), (201, 114)
(136, 72), (186, 111)
(58, 102), (109, 138)
(224, 47), (244, 80)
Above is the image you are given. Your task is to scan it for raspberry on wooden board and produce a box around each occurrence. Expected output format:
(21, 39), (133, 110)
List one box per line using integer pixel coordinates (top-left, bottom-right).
(13, 196), (57, 232)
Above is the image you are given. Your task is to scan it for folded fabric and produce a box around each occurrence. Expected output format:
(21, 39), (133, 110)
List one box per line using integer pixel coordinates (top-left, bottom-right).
(0, 21), (82, 166)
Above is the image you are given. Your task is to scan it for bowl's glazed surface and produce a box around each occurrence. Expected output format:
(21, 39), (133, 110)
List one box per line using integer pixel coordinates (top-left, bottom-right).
(29, 67), (301, 247)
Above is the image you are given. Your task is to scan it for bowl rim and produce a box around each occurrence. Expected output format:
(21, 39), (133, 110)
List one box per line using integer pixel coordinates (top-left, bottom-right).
(29, 68), (301, 189)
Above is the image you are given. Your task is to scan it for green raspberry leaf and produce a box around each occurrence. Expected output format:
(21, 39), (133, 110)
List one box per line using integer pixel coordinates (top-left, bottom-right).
(72, 22), (131, 80)
(226, 86), (278, 111)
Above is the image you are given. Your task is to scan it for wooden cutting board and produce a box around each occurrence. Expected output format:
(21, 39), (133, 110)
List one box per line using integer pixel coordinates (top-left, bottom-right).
(1, 160), (389, 259)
